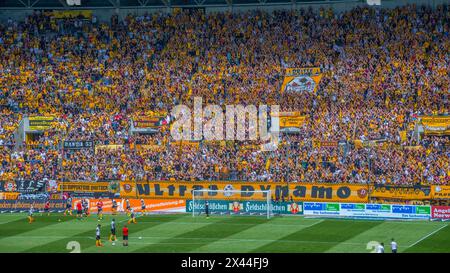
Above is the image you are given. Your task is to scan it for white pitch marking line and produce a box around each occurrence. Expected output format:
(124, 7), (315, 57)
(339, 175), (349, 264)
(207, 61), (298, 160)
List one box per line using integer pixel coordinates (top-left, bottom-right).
(0, 235), (366, 246)
(407, 224), (448, 248)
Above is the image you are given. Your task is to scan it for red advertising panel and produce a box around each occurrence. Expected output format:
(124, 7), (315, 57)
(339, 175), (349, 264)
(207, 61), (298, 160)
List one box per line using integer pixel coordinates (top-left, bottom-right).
(431, 206), (450, 220)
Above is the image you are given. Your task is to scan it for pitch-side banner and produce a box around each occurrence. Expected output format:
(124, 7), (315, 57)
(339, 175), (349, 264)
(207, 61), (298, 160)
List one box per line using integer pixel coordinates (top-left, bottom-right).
(120, 182), (369, 202)
(431, 206), (450, 220)
(369, 184), (432, 200)
(186, 200), (303, 215)
(280, 67), (323, 93)
(0, 200), (66, 212)
(71, 198), (185, 213)
(303, 202), (431, 220)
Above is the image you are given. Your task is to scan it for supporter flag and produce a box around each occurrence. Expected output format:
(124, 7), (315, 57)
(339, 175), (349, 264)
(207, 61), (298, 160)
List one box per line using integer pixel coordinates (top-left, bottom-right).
(265, 158), (271, 171)
(280, 67), (323, 94)
(399, 130), (407, 142)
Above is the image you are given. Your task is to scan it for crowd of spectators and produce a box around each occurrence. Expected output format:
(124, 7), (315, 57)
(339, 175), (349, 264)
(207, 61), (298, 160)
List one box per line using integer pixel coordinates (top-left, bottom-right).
(0, 5), (448, 186)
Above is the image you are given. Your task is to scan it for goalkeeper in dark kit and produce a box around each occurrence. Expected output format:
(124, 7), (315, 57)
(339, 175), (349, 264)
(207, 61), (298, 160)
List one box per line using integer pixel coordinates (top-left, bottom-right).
(205, 200), (210, 219)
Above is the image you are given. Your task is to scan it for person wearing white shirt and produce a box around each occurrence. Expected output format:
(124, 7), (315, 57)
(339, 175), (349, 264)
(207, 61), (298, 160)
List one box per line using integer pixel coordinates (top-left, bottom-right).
(377, 242), (385, 253)
(391, 238), (398, 253)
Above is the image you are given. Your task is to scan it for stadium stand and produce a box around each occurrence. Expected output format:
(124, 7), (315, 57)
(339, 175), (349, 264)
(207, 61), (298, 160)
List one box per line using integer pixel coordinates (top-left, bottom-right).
(0, 3), (448, 189)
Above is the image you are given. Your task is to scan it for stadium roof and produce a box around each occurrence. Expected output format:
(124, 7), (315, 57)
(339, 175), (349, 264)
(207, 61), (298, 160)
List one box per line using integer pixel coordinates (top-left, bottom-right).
(0, 0), (358, 9)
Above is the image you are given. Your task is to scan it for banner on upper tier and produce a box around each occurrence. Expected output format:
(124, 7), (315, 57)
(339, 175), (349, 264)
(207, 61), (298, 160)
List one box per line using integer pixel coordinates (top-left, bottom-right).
(431, 206), (450, 220)
(71, 198), (185, 213)
(0, 181), (16, 192)
(313, 140), (339, 148)
(94, 145), (123, 152)
(57, 182), (113, 193)
(369, 184), (432, 200)
(431, 186), (450, 199)
(280, 67), (323, 93)
(119, 182), (369, 202)
(185, 200), (303, 215)
(303, 202), (431, 220)
(133, 116), (166, 128)
(63, 141), (94, 150)
(52, 10), (93, 19)
(135, 144), (164, 151)
(28, 116), (55, 131)
(271, 112), (306, 128)
(170, 141), (200, 149)
(420, 116), (450, 136)
(11, 180), (43, 193)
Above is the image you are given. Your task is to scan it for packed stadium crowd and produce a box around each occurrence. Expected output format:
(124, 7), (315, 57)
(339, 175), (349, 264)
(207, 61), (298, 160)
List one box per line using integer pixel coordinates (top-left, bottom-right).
(0, 4), (448, 186)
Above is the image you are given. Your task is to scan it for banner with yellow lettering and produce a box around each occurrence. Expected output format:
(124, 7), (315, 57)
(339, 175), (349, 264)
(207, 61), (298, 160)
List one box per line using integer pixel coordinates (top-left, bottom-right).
(0, 192), (20, 200)
(420, 116), (450, 136)
(28, 116), (55, 131)
(431, 185), (450, 199)
(120, 181), (369, 203)
(52, 10), (93, 19)
(272, 112), (307, 128)
(370, 184), (432, 200)
(280, 67), (323, 93)
(95, 144), (123, 153)
(133, 116), (165, 128)
(57, 182), (114, 193)
(170, 141), (200, 149)
(313, 140), (338, 148)
(135, 145), (164, 152)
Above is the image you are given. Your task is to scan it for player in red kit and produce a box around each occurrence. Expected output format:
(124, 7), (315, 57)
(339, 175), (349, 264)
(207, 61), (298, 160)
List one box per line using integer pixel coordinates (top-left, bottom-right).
(97, 199), (103, 221)
(122, 225), (129, 246)
(44, 200), (50, 216)
(76, 201), (83, 220)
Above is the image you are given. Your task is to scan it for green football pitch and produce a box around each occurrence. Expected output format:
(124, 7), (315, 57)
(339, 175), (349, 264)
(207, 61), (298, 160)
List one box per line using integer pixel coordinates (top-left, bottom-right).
(0, 213), (448, 253)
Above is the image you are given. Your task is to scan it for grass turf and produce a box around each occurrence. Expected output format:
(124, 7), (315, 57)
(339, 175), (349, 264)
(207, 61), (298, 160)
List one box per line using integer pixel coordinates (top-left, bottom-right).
(0, 213), (448, 253)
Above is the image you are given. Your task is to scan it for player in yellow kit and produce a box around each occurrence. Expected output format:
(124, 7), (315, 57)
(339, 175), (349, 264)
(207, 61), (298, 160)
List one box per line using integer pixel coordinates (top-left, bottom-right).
(64, 197), (73, 216)
(27, 205), (35, 223)
(140, 199), (146, 214)
(111, 199), (118, 215)
(128, 209), (137, 224)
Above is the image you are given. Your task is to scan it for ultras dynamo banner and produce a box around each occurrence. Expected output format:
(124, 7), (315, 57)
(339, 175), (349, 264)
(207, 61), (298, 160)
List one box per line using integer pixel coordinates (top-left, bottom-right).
(120, 181), (369, 203)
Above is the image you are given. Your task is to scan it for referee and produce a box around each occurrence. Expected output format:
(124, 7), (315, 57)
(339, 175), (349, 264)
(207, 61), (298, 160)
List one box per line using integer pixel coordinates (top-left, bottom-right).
(205, 200), (209, 219)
